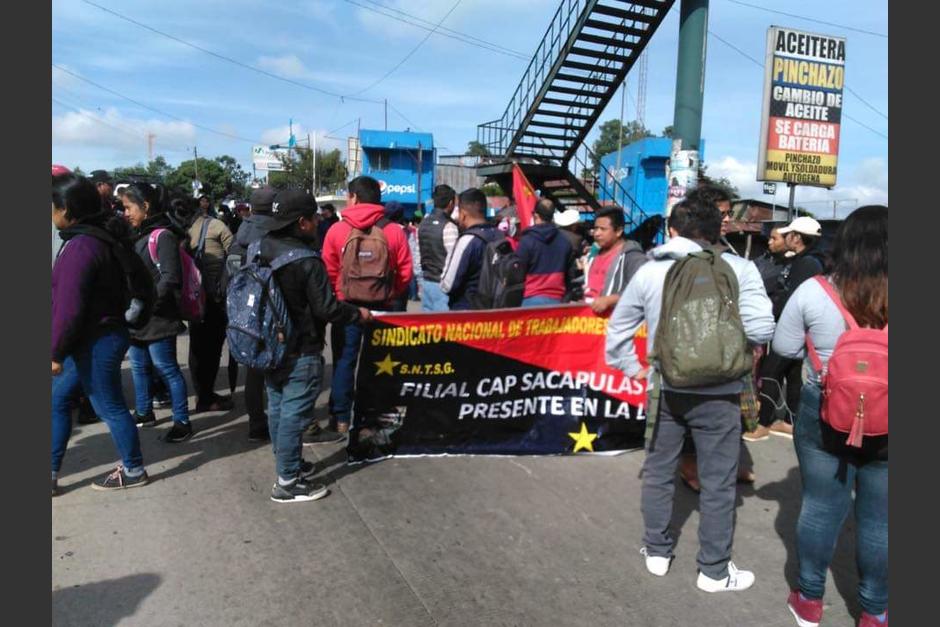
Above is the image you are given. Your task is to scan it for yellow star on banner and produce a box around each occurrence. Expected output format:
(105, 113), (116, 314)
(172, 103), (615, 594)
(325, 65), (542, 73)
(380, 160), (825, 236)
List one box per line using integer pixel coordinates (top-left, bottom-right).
(374, 353), (401, 376)
(568, 422), (598, 453)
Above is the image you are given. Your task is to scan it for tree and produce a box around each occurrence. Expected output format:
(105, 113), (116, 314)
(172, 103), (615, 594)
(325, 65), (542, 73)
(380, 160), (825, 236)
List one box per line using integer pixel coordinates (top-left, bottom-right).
(163, 155), (249, 199)
(146, 156), (174, 180)
(661, 125), (675, 138)
(697, 163), (739, 198)
(270, 148), (347, 194)
(112, 162), (150, 179)
(467, 140), (491, 157)
(590, 119), (653, 170)
(72, 166), (85, 176)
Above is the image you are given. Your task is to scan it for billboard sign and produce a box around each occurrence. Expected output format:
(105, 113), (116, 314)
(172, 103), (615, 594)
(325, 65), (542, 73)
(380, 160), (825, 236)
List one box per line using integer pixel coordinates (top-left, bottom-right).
(252, 145), (287, 172)
(757, 27), (845, 188)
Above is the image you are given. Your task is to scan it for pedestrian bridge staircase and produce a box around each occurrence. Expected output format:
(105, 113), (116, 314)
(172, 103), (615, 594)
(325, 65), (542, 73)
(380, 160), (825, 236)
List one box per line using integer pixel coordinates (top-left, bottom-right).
(476, 0), (674, 229)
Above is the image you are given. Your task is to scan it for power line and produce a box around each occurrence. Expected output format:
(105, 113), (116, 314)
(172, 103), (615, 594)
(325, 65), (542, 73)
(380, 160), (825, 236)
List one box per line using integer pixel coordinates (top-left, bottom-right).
(387, 102), (422, 132)
(349, 0), (463, 97)
(724, 0), (888, 39)
(53, 64), (263, 145)
(844, 85), (888, 121)
(53, 96), (191, 155)
(327, 118), (360, 137)
(345, 0), (528, 60)
(705, 30), (887, 140)
(79, 0), (384, 105)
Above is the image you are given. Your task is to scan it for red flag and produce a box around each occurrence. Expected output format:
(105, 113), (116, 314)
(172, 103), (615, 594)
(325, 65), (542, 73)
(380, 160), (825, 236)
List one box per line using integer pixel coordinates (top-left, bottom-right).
(512, 163), (536, 231)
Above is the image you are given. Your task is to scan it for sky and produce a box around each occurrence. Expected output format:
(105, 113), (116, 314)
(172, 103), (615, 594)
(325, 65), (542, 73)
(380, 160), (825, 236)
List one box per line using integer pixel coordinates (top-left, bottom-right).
(52, 0), (888, 215)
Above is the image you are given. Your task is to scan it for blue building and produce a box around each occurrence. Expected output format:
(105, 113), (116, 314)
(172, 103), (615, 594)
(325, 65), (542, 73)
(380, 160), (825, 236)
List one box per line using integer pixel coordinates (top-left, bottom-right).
(597, 136), (706, 218)
(358, 129), (434, 218)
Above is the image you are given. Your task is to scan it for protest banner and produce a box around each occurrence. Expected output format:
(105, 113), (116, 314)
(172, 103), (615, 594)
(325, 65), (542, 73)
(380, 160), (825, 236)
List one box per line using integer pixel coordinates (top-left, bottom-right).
(348, 305), (648, 462)
(757, 27), (846, 188)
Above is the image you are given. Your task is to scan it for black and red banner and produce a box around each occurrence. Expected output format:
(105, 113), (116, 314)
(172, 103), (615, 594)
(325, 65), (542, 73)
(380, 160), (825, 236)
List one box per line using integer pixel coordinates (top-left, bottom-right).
(348, 305), (648, 462)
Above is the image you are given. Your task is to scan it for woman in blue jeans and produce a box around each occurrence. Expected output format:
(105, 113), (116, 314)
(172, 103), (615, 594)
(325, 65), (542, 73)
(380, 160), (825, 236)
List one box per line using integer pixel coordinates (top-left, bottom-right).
(772, 206), (888, 627)
(122, 184), (193, 443)
(52, 173), (149, 492)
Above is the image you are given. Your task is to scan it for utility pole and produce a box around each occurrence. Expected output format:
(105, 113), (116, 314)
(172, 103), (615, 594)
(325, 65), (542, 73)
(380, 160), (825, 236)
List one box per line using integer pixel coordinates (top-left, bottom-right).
(384, 99), (388, 131)
(193, 145), (199, 197)
(416, 141), (423, 217)
(147, 133), (155, 162)
(614, 81), (626, 208)
(664, 0), (708, 223)
(307, 131), (317, 197)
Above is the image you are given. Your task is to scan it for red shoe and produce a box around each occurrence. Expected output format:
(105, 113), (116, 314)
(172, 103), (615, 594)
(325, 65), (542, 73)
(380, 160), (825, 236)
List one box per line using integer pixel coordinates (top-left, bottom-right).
(787, 590), (823, 627)
(859, 611), (888, 627)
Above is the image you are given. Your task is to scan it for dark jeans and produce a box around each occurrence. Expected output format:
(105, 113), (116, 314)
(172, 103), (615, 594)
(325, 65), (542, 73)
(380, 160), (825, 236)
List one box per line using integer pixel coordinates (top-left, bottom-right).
(328, 321), (364, 426)
(266, 353), (323, 480)
(245, 367), (268, 432)
(758, 350), (802, 426)
(642, 391), (741, 579)
(129, 336), (190, 424)
(794, 383), (888, 615)
(52, 329), (143, 473)
(188, 298), (227, 404)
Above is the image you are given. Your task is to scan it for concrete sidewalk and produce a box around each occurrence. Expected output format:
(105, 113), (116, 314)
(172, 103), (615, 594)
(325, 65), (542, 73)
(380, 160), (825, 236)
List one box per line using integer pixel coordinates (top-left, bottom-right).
(52, 335), (862, 626)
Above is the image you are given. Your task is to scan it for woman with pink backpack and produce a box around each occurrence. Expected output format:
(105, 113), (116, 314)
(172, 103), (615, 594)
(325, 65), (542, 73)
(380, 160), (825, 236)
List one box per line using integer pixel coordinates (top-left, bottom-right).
(122, 183), (194, 443)
(772, 205), (888, 627)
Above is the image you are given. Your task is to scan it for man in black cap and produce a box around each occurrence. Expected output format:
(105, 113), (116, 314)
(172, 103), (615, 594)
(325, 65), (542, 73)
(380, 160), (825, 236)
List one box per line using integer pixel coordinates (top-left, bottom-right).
(227, 187), (277, 440)
(89, 170), (119, 214)
(256, 189), (371, 503)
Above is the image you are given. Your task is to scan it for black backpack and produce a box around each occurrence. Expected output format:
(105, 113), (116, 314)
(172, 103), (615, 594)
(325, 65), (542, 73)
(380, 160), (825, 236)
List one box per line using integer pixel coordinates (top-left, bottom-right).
(469, 232), (525, 310)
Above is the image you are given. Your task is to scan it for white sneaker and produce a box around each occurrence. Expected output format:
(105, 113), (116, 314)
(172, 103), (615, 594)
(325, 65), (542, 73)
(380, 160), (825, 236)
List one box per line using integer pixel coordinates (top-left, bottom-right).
(696, 562), (755, 592)
(640, 547), (672, 577)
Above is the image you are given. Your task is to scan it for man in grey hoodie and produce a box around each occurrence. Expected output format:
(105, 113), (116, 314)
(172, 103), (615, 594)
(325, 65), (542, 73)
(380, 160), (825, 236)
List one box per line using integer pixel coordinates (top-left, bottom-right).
(605, 199), (774, 593)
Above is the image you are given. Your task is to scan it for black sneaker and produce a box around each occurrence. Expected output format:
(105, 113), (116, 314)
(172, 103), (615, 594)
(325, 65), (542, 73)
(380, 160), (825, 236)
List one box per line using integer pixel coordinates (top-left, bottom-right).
(92, 466), (150, 491)
(194, 394), (234, 413)
(135, 411), (157, 428)
(248, 427), (270, 442)
(164, 421), (194, 443)
(152, 395), (172, 410)
(299, 459), (318, 481)
(52, 477), (58, 497)
(76, 399), (100, 425)
(302, 422), (346, 445)
(270, 479), (329, 503)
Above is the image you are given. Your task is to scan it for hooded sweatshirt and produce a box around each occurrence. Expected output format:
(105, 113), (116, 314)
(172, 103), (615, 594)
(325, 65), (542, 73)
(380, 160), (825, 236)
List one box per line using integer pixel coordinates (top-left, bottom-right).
(605, 236), (775, 395)
(515, 222), (574, 300)
(52, 229), (127, 362)
(130, 213), (187, 342)
(321, 202), (413, 303)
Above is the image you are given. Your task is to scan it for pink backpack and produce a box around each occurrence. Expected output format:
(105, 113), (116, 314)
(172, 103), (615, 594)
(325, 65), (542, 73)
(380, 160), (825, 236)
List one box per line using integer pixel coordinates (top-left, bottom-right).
(806, 276), (888, 447)
(148, 228), (205, 322)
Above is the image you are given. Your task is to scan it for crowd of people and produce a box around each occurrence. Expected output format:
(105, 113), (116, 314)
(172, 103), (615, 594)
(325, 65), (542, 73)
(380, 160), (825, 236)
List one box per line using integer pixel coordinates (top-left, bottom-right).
(51, 166), (887, 625)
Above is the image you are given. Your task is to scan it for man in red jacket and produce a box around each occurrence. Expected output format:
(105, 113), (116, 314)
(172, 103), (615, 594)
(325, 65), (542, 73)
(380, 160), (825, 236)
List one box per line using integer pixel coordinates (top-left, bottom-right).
(307, 176), (413, 442)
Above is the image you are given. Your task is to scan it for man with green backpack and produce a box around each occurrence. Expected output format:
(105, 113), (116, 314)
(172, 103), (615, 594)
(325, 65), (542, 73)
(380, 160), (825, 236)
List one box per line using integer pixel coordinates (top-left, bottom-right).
(606, 198), (774, 593)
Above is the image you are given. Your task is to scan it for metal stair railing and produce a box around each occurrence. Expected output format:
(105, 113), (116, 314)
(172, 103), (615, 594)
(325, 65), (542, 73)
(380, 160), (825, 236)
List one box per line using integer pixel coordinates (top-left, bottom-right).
(571, 143), (653, 230)
(477, 0), (593, 158)
(478, 1), (674, 163)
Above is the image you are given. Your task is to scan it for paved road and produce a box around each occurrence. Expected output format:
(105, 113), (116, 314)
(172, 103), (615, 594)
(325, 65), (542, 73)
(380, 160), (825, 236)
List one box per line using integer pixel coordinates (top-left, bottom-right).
(52, 330), (862, 626)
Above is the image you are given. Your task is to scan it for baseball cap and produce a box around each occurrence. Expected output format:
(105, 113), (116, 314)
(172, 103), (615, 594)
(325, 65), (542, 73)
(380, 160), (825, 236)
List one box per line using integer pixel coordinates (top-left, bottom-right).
(778, 216), (822, 237)
(89, 170), (113, 184)
(262, 189), (318, 231)
(555, 208), (581, 227)
(249, 186), (277, 216)
(51, 164), (72, 177)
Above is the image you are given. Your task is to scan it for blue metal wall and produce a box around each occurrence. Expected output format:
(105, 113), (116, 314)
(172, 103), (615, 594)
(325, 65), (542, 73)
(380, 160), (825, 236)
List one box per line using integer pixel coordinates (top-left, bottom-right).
(359, 129), (434, 216)
(598, 136), (706, 218)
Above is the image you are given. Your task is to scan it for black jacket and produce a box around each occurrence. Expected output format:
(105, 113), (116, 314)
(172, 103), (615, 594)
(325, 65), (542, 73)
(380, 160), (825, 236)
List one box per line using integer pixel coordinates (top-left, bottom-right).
(230, 214), (276, 260)
(773, 246), (825, 319)
(258, 235), (361, 355)
(130, 213), (187, 343)
(754, 251), (788, 302)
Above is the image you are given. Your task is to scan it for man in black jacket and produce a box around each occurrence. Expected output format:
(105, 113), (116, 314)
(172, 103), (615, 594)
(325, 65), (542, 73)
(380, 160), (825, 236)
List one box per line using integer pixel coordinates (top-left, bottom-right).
(228, 186), (277, 440)
(746, 216), (825, 442)
(256, 190), (372, 503)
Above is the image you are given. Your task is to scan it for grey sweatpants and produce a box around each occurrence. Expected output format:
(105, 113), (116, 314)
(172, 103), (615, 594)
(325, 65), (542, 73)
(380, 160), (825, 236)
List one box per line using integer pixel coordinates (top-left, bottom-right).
(641, 391), (741, 579)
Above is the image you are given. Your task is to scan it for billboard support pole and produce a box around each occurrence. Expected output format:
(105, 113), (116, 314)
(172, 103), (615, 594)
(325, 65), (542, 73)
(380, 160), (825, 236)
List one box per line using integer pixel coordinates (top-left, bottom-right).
(787, 183), (796, 221)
